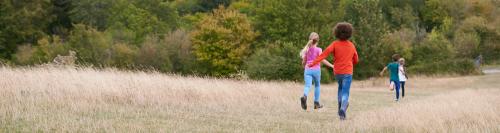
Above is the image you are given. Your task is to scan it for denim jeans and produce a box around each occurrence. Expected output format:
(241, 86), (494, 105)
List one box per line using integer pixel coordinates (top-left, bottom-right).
(391, 80), (401, 100)
(303, 69), (321, 102)
(400, 81), (405, 97)
(336, 74), (352, 114)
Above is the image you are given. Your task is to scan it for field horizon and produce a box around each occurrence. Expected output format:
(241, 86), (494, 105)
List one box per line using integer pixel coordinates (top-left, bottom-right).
(1, 66), (499, 132)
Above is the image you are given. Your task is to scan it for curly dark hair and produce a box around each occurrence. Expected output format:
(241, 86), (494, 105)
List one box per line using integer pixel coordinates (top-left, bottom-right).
(334, 22), (353, 40)
(392, 54), (401, 62)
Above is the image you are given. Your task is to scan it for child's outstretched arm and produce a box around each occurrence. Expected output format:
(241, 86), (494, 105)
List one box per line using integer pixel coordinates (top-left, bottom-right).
(379, 67), (388, 76)
(353, 46), (359, 65)
(308, 44), (334, 67)
(302, 56), (306, 67)
(321, 60), (334, 68)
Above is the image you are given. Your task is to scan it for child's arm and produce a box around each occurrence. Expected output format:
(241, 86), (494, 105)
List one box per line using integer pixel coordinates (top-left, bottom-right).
(379, 66), (388, 76)
(404, 67), (409, 79)
(321, 60), (334, 68)
(302, 57), (306, 67)
(308, 44), (334, 67)
(353, 46), (359, 65)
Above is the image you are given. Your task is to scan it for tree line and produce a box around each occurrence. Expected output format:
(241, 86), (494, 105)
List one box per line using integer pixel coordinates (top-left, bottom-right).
(1, 0), (499, 81)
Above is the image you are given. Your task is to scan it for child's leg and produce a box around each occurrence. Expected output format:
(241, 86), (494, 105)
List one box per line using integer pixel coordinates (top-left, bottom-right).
(303, 70), (313, 97)
(401, 81), (405, 97)
(389, 81), (394, 90)
(394, 81), (400, 100)
(336, 75), (344, 111)
(340, 75), (352, 111)
(312, 70), (321, 102)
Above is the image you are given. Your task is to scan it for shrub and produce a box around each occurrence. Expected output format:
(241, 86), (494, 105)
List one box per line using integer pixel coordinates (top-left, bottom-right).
(411, 30), (455, 65)
(191, 6), (257, 76)
(13, 44), (36, 65)
(246, 42), (302, 81)
(68, 24), (113, 66)
(163, 29), (196, 74)
(13, 36), (69, 65)
(135, 36), (172, 72)
(111, 43), (137, 68)
(408, 58), (476, 75)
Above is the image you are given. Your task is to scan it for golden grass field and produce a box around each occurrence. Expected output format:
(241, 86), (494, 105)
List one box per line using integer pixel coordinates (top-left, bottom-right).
(1, 66), (499, 132)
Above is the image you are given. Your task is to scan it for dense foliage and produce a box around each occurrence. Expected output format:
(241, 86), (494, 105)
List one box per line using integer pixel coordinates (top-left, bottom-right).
(1, 0), (499, 81)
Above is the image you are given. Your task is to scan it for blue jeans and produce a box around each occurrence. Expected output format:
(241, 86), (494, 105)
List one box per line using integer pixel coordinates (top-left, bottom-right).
(336, 74), (352, 113)
(391, 80), (401, 100)
(303, 69), (321, 102)
(400, 81), (405, 97)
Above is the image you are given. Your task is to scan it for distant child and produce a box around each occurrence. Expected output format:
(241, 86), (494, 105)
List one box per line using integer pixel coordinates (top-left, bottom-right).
(379, 54), (401, 101)
(300, 32), (334, 111)
(308, 22), (358, 120)
(398, 58), (408, 98)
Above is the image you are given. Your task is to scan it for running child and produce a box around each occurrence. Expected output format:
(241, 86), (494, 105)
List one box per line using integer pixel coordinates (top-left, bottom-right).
(399, 58), (408, 98)
(308, 22), (358, 120)
(300, 32), (334, 111)
(379, 54), (401, 101)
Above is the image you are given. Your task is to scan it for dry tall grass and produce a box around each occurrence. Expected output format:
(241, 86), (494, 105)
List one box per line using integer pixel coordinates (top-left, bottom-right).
(0, 66), (499, 132)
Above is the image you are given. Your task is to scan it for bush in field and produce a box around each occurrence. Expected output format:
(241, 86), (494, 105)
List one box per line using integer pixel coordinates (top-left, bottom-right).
(246, 42), (302, 81)
(408, 30), (476, 74)
(13, 36), (68, 65)
(135, 36), (172, 72)
(163, 29), (196, 74)
(246, 41), (334, 83)
(379, 28), (415, 63)
(68, 24), (113, 66)
(453, 31), (480, 58)
(412, 31), (455, 64)
(191, 6), (257, 76)
(409, 58), (476, 75)
(110, 43), (137, 68)
(13, 45), (36, 65)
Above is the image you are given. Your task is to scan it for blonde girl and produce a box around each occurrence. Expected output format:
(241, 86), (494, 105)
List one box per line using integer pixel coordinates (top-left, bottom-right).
(300, 32), (334, 111)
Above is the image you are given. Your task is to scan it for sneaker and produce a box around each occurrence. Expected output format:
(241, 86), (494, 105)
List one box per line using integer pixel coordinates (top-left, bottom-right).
(314, 102), (323, 109)
(300, 96), (307, 110)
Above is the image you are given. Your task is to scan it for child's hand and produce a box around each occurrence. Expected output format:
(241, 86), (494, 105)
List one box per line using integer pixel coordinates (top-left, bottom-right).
(379, 72), (383, 76)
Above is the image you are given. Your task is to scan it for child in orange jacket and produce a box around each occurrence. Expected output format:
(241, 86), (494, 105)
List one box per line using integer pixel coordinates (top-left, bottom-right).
(308, 22), (358, 120)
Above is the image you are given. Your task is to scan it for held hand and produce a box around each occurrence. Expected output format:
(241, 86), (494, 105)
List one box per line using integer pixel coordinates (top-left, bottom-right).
(379, 72), (383, 77)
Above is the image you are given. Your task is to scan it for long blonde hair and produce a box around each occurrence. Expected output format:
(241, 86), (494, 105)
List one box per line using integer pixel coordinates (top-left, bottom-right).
(300, 32), (319, 58)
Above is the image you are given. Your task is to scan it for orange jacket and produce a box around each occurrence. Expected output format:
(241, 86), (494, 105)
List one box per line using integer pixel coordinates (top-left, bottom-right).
(309, 40), (358, 75)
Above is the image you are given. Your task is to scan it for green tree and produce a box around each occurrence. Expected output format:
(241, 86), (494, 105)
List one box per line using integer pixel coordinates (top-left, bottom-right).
(344, 0), (390, 78)
(48, 0), (73, 36)
(191, 6), (257, 76)
(0, 0), (54, 59)
(253, 0), (337, 45)
(174, 0), (232, 15)
(107, 1), (168, 44)
(70, 0), (114, 31)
